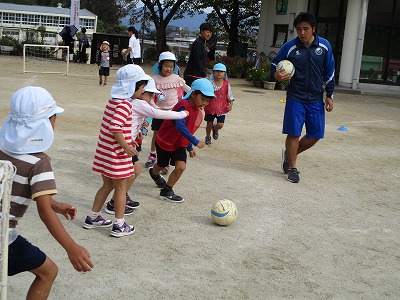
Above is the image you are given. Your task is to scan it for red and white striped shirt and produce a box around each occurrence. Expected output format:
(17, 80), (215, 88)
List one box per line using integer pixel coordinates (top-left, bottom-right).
(92, 98), (135, 179)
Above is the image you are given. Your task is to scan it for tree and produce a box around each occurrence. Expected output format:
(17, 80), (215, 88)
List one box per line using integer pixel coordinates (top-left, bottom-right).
(129, 0), (202, 55)
(197, 0), (261, 57)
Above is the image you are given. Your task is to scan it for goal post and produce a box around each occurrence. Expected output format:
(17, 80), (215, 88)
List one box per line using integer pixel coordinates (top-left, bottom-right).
(23, 44), (70, 75)
(0, 161), (15, 300)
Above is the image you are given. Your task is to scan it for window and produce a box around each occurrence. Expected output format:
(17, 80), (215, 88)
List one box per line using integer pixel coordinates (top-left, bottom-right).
(59, 17), (69, 26)
(80, 18), (94, 30)
(273, 25), (288, 48)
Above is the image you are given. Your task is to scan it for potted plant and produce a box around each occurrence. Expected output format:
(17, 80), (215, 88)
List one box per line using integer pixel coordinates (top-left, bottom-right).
(246, 66), (269, 87)
(0, 36), (16, 53)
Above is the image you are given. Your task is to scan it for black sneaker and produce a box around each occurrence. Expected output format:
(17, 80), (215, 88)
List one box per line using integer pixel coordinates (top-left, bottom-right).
(149, 167), (166, 188)
(205, 136), (212, 145)
(282, 149), (289, 174)
(212, 124), (219, 140)
(144, 154), (157, 168)
(159, 188), (184, 203)
(125, 194), (140, 209)
(287, 168), (300, 183)
(104, 200), (135, 215)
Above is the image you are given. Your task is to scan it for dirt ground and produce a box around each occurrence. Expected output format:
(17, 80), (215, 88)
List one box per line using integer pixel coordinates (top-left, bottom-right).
(1, 55), (400, 299)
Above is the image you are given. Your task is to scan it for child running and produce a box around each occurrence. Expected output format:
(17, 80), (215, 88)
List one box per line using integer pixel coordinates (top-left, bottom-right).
(145, 51), (191, 170)
(103, 78), (189, 214)
(97, 41), (112, 86)
(204, 63), (234, 145)
(83, 64), (151, 237)
(0, 86), (93, 299)
(148, 78), (216, 202)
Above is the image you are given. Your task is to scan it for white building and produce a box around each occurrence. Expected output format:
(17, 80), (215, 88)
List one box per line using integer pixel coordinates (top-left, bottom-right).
(0, 2), (97, 46)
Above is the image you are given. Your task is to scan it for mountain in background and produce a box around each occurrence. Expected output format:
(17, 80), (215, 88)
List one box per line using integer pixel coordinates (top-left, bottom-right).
(121, 11), (207, 31)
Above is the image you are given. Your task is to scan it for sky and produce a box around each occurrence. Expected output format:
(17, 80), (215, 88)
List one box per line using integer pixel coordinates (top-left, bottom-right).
(121, 10), (208, 31)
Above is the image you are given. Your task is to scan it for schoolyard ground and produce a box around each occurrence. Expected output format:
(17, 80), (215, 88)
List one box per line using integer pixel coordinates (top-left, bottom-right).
(0, 55), (399, 299)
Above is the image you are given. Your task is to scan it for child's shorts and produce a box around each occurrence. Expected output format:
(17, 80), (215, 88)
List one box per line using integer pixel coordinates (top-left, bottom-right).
(99, 67), (110, 76)
(204, 114), (226, 123)
(282, 100), (325, 139)
(151, 118), (164, 131)
(8, 235), (47, 276)
(155, 142), (187, 167)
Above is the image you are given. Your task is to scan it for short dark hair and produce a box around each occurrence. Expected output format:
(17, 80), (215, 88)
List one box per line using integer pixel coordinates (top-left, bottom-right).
(199, 23), (214, 32)
(81, 27), (86, 33)
(293, 12), (316, 28)
(128, 26), (136, 33)
(136, 80), (148, 91)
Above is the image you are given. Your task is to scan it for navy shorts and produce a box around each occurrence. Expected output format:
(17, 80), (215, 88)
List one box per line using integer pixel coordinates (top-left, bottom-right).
(99, 67), (110, 76)
(8, 235), (46, 276)
(204, 114), (226, 123)
(151, 118), (164, 131)
(155, 142), (187, 167)
(132, 144), (141, 163)
(282, 100), (325, 139)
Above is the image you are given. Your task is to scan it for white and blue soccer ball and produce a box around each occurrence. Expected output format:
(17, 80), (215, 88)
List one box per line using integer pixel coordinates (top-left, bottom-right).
(277, 60), (295, 77)
(211, 199), (238, 226)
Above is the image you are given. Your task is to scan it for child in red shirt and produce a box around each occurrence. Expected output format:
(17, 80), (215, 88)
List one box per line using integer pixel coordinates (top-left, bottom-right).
(148, 78), (215, 202)
(204, 63), (234, 145)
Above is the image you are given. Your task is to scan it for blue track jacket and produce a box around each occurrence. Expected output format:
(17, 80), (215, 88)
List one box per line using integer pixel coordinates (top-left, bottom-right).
(270, 34), (335, 103)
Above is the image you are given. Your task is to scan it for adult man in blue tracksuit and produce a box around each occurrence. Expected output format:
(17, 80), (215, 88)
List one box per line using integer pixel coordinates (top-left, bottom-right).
(271, 11), (335, 183)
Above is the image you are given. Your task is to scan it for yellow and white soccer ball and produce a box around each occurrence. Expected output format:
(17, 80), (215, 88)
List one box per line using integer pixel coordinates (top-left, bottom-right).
(211, 199), (238, 226)
(276, 60), (295, 77)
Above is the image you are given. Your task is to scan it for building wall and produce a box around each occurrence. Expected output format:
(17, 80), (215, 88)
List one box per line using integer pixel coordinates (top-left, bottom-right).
(0, 4), (97, 46)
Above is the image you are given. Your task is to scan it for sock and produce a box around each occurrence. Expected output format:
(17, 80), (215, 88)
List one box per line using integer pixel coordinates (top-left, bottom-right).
(114, 218), (125, 227)
(165, 184), (172, 191)
(89, 211), (100, 219)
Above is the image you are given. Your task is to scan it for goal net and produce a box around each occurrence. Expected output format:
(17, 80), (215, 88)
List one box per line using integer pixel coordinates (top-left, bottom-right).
(23, 44), (70, 75)
(0, 161), (14, 300)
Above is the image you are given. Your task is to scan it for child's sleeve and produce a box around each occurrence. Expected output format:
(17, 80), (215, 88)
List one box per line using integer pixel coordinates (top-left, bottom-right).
(174, 106), (199, 151)
(228, 83), (234, 101)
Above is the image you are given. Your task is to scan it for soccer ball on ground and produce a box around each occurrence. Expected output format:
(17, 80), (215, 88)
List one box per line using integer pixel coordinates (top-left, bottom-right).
(276, 60), (295, 77)
(211, 199), (238, 226)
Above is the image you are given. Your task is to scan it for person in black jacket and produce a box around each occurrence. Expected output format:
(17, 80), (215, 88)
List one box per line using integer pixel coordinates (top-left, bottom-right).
(184, 23), (214, 86)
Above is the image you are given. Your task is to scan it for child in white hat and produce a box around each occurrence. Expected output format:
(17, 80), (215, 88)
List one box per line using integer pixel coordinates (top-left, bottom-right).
(0, 86), (93, 298)
(84, 64), (151, 237)
(97, 40), (112, 86)
(145, 51), (191, 172)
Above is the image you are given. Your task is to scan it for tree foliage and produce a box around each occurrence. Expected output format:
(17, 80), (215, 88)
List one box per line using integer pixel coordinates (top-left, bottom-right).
(128, 0), (202, 55)
(196, 0), (260, 57)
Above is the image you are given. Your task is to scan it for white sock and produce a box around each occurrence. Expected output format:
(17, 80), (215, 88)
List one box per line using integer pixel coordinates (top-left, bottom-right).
(89, 211), (99, 219)
(114, 218), (125, 226)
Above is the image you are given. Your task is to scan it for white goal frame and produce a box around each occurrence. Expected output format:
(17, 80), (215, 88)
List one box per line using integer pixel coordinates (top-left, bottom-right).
(0, 161), (15, 300)
(23, 44), (70, 75)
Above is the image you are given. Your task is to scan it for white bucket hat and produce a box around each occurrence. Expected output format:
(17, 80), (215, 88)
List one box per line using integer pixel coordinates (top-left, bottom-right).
(110, 65), (152, 99)
(152, 51), (179, 75)
(0, 86), (64, 154)
(144, 78), (161, 94)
